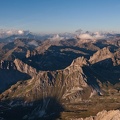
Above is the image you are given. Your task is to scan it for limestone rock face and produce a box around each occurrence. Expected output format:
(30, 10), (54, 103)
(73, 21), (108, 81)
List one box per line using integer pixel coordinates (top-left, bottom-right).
(89, 47), (120, 67)
(71, 57), (90, 67)
(14, 59), (37, 76)
(63, 57), (89, 88)
(89, 47), (113, 64)
(77, 110), (120, 120)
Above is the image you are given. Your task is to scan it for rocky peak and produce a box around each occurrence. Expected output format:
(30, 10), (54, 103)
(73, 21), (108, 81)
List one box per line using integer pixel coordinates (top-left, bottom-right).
(71, 57), (90, 67)
(64, 57), (90, 76)
(89, 47), (113, 64)
(65, 57), (90, 72)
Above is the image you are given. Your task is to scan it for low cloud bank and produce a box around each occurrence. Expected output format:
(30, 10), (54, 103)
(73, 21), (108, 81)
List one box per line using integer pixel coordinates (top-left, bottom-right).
(78, 32), (105, 40)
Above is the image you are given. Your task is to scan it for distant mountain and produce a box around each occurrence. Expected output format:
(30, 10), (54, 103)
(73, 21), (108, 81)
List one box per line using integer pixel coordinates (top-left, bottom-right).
(0, 29), (120, 43)
(0, 29), (29, 38)
(0, 29), (53, 42)
(0, 29), (75, 43)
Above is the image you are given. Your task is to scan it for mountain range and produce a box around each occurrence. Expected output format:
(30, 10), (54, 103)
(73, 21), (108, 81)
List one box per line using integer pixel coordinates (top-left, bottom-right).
(0, 29), (120, 42)
(0, 30), (120, 120)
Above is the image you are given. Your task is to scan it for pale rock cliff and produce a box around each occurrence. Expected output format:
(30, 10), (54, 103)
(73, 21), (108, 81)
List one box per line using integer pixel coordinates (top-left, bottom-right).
(77, 110), (120, 120)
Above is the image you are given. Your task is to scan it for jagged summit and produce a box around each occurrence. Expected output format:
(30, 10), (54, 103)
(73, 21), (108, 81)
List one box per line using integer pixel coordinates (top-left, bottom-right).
(65, 57), (90, 75)
(71, 57), (90, 67)
(89, 47), (113, 64)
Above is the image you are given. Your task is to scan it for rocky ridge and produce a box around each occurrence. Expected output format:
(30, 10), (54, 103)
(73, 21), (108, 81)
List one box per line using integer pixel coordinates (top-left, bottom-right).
(0, 37), (120, 120)
(0, 57), (93, 101)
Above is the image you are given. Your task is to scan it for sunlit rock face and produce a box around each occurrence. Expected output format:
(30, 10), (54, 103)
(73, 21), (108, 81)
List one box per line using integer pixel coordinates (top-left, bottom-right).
(77, 110), (120, 120)
(14, 58), (37, 76)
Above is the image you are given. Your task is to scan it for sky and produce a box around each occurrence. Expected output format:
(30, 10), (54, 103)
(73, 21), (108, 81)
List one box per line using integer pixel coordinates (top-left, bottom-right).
(0, 0), (120, 33)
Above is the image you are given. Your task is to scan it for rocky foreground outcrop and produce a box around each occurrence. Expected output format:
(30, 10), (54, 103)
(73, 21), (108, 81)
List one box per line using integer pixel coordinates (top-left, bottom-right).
(75, 110), (120, 120)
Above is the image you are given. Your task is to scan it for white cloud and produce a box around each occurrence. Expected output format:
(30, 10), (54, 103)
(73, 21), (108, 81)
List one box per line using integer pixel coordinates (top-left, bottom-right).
(94, 32), (105, 39)
(28, 40), (38, 46)
(78, 33), (93, 39)
(18, 30), (24, 34)
(77, 32), (105, 40)
(50, 34), (64, 41)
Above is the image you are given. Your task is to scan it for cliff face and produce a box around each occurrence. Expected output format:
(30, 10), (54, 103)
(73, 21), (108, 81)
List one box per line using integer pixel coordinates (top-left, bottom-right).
(14, 59), (37, 76)
(0, 60), (16, 70)
(89, 47), (113, 64)
(0, 59), (37, 77)
(0, 58), (38, 93)
(89, 47), (120, 70)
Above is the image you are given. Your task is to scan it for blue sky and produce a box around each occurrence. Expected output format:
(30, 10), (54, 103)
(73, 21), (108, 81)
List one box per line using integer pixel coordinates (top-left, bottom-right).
(0, 0), (120, 33)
